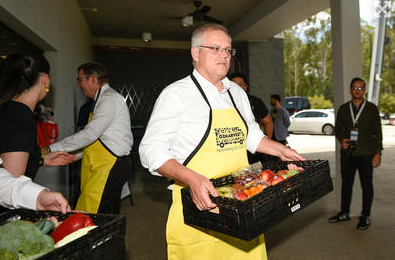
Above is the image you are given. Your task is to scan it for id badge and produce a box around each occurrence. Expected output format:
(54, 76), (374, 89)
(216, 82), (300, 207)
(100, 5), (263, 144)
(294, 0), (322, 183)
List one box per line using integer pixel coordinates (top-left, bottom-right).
(350, 130), (358, 141)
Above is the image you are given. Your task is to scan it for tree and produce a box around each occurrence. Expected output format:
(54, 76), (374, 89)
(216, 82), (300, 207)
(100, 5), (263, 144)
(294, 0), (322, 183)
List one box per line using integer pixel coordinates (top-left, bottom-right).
(283, 10), (333, 101)
(308, 95), (333, 109)
(379, 92), (395, 117)
(283, 8), (395, 115)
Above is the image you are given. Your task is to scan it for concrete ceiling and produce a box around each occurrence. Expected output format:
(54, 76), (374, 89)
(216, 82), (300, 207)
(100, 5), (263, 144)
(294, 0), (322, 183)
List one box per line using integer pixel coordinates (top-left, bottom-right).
(76, 0), (329, 42)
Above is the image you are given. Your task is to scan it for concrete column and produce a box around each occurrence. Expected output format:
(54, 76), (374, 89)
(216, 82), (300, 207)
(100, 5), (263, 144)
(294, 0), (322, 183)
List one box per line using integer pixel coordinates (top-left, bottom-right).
(234, 38), (285, 109)
(330, 0), (363, 216)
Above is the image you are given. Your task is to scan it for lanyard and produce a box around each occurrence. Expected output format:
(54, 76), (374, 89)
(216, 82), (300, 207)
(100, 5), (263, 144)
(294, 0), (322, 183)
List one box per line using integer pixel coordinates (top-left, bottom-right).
(349, 100), (366, 127)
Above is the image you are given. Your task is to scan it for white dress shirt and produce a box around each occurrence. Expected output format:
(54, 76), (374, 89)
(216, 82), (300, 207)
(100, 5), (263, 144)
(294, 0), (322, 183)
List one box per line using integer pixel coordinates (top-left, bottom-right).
(50, 84), (133, 156)
(0, 158), (45, 210)
(139, 70), (265, 174)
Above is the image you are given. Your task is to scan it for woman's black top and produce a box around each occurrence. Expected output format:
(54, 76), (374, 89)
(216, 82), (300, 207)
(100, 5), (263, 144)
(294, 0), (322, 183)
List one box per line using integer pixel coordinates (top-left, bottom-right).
(0, 100), (43, 179)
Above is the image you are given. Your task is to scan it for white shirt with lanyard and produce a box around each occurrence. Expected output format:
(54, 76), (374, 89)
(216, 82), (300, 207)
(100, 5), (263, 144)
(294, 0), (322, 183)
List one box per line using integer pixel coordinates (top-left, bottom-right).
(349, 100), (366, 141)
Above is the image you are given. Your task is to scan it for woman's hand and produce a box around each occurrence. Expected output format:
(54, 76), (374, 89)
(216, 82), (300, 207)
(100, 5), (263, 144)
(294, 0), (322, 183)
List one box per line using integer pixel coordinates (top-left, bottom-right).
(44, 152), (76, 166)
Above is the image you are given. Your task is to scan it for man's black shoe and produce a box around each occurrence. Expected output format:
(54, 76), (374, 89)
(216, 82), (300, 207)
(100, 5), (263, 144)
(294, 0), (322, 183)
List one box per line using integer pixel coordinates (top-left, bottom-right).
(357, 216), (371, 230)
(328, 212), (350, 222)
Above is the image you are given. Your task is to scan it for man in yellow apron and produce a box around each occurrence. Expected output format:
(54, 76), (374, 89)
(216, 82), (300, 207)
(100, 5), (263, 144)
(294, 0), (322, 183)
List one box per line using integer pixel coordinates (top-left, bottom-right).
(45, 62), (133, 214)
(139, 23), (305, 259)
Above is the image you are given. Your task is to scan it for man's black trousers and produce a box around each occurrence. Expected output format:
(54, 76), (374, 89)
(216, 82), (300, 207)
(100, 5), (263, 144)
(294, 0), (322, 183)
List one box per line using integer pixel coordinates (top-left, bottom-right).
(340, 152), (374, 216)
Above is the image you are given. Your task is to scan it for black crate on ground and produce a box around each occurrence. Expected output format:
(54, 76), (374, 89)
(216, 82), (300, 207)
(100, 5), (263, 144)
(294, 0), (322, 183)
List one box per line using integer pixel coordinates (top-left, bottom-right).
(0, 209), (126, 260)
(181, 160), (332, 241)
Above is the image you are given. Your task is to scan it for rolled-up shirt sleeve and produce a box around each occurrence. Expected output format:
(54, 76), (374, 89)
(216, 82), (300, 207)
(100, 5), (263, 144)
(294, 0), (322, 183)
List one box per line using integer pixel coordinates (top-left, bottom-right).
(139, 87), (183, 173)
(0, 167), (45, 210)
(50, 95), (116, 153)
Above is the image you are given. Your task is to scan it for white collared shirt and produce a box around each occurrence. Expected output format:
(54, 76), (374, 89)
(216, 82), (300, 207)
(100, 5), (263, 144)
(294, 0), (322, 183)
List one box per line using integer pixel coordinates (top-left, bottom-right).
(50, 84), (133, 156)
(139, 70), (265, 174)
(0, 158), (45, 210)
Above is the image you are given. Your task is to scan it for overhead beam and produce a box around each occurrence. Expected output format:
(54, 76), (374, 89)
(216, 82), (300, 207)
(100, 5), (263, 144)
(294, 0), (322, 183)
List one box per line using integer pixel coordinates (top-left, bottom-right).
(229, 0), (329, 41)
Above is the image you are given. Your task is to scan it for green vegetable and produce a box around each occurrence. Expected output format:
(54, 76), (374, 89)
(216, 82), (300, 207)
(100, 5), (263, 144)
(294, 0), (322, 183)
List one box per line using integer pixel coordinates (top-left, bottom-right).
(34, 219), (54, 234)
(0, 220), (54, 259)
(216, 186), (234, 198)
(287, 169), (299, 177)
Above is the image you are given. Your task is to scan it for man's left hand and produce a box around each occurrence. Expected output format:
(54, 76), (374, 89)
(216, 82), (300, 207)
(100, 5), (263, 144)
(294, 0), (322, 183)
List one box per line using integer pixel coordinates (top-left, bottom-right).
(44, 152), (76, 166)
(278, 146), (306, 162)
(372, 153), (381, 168)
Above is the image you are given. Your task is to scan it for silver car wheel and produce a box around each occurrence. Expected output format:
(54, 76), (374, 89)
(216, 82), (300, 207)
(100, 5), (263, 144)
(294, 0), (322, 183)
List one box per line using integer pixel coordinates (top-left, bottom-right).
(322, 124), (334, 135)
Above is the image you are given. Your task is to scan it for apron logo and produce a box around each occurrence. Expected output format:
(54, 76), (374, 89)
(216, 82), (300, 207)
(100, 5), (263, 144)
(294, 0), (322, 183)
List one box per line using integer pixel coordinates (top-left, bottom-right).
(214, 127), (245, 149)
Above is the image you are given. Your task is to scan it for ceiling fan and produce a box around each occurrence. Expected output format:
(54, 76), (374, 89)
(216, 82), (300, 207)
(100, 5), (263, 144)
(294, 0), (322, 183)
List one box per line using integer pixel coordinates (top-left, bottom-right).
(179, 1), (223, 27)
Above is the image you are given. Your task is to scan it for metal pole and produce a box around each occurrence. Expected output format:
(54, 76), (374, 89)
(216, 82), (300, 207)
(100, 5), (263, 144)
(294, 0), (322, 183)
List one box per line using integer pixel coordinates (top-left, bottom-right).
(367, 0), (388, 106)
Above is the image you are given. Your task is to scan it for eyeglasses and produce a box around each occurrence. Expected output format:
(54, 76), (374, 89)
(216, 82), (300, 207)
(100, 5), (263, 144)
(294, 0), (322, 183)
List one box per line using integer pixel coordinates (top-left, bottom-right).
(76, 76), (89, 83)
(352, 86), (364, 90)
(199, 45), (236, 56)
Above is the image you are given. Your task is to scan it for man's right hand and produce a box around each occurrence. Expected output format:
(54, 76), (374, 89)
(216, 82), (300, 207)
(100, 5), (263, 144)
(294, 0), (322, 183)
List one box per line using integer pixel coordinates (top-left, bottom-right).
(341, 139), (351, 150)
(157, 159), (219, 211)
(186, 172), (218, 211)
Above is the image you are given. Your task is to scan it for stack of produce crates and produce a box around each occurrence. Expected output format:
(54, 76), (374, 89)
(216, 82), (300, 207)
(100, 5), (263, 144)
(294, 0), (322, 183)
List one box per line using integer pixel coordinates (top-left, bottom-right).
(181, 160), (332, 241)
(0, 209), (126, 259)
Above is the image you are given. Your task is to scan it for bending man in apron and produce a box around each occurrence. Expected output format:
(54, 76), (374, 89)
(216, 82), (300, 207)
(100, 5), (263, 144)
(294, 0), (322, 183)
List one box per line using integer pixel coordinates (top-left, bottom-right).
(43, 62), (133, 214)
(139, 23), (305, 260)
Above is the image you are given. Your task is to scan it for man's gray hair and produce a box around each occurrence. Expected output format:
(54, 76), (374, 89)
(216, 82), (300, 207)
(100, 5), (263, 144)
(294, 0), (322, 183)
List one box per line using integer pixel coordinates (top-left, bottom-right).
(78, 62), (109, 85)
(191, 23), (232, 47)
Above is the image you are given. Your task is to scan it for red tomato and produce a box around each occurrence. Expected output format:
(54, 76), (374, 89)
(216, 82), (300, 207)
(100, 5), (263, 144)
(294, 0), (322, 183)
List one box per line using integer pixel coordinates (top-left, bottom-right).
(259, 169), (275, 182)
(270, 175), (285, 185)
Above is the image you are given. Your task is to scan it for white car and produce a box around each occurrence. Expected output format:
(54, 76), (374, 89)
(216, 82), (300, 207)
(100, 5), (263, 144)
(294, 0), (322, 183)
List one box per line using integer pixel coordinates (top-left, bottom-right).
(288, 109), (335, 135)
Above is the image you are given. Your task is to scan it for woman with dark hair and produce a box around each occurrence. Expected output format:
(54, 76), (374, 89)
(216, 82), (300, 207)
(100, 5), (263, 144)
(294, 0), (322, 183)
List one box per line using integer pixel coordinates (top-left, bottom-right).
(0, 53), (75, 182)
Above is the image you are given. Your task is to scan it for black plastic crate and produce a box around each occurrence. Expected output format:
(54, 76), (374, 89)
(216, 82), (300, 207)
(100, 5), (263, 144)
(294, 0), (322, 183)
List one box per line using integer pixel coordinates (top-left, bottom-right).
(0, 209), (126, 260)
(181, 160), (332, 241)
(262, 160), (333, 217)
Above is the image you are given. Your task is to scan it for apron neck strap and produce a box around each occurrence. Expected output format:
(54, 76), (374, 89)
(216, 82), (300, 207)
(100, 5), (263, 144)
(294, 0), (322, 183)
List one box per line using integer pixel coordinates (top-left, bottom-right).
(91, 87), (102, 113)
(190, 74), (238, 109)
(191, 74), (211, 109)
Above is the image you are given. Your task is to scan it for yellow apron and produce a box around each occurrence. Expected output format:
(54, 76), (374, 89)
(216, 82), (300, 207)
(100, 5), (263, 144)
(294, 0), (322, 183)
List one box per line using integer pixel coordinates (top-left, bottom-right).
(166, 75), (267, 260)
(75, 88), (117, 213)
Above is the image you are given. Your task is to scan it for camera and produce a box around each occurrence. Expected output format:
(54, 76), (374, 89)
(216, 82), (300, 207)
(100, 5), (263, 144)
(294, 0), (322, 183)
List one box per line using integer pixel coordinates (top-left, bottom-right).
(345, 140), (357, 159)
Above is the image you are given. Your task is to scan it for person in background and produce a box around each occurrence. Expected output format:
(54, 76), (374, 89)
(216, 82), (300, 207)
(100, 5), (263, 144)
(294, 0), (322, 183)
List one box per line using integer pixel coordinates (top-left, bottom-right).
(0, 158), (70, 214)
(42, 62), (133, 214)
(229, 72), (273, 138)
(0, 53), (76, 213)
(229, 72), (274, 164)
(329, 77), (382, 230)
(270, 94), (291, 145)
(139, 23), (305, 260)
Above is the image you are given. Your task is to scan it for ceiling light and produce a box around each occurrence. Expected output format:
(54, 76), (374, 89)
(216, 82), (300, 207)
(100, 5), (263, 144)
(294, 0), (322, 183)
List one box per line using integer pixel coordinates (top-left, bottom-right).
(80, 7), (98, 12)
(182, 15), (193, 27)
(142, 32), (152, 42)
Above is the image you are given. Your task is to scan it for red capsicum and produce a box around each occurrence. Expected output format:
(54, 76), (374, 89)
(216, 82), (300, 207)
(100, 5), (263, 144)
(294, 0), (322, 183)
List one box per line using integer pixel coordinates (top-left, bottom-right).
(51, 213), (95, 243)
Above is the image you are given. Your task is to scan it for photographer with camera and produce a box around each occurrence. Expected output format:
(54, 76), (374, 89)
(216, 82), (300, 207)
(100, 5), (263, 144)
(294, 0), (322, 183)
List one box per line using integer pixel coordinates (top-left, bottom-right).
(329, 77), (383, 230)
